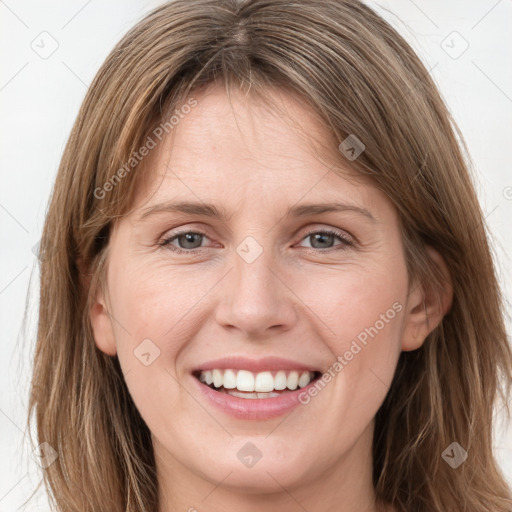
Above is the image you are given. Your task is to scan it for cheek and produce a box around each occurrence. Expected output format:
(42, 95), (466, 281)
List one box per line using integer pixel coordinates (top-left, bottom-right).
(108, 259), (205, 340)
(105, 265), (199, 431)
(104, 262), (199, 394)
(301, 263), (406, 393)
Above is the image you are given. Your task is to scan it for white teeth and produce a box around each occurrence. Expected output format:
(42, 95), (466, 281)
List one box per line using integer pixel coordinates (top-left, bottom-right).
(254, 371), (274, 392)
(257, 392), (280, 398)
(204, 370), (213, 385)
(237, 370), (255, 391)
(229, 391), (259, 399)
(298, 371), (311, 388)
(197, 368), (316, 394)
(223, 369), (237, 389)
(287, 371), (299, 390)
(274, 370), (287, 390)
(212, 369), (223, 388)
(226, 390), (281, 399)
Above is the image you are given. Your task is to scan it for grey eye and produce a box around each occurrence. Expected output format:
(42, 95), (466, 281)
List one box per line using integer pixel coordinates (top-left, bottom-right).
(307, 232), (336, 249)
(174, 232), (204, 249)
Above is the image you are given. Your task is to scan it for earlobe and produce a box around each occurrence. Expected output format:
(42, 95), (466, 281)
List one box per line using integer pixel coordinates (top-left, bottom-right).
(79, 256), (117, 357)
(88, 280), (118, 357)
(401, 246), (453, 352)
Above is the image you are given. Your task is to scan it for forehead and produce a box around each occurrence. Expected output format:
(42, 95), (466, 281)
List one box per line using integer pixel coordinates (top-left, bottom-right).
(173, 84), (328, 154)
(131, 84), (376, 212)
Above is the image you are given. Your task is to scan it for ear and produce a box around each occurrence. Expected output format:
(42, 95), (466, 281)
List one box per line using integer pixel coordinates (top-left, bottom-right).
(80, 257), (117, 357)
(401, 246), (453, 352)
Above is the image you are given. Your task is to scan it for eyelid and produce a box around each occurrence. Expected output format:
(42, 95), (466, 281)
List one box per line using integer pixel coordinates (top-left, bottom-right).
(295, 223), (355, 245)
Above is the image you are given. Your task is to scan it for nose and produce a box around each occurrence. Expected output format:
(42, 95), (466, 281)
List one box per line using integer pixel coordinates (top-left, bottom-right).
(214, 241), (298, 339)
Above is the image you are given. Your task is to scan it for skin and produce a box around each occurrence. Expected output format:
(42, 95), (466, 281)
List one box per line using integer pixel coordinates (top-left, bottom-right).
(89, 84), (453, 512)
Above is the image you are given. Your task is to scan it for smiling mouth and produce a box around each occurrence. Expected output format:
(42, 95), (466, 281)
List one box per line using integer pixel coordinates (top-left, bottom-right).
(193, 369), (322, 399)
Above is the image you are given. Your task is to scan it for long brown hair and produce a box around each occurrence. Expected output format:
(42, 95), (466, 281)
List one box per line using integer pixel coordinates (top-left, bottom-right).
(24, 1), (512, 510)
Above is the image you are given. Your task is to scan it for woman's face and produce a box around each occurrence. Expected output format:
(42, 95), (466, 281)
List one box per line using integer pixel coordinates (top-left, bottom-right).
(90, 85), (433, 506)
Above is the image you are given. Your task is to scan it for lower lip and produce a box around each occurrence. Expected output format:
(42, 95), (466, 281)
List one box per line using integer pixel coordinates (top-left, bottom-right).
(192, 374), (319, 420)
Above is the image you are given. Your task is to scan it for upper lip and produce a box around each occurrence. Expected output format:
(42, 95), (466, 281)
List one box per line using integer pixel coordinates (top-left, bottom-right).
(193, 356), (322, 374)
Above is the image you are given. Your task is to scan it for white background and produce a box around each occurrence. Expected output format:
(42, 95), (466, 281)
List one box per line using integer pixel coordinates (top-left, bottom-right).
(0, 0), (511, 510)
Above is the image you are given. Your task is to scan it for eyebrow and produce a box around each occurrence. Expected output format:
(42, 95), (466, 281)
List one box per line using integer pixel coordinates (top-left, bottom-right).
(137, 200), (377, 223)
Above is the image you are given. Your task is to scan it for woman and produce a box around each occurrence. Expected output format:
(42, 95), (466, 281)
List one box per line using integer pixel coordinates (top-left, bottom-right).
(26, 0), (512, 511)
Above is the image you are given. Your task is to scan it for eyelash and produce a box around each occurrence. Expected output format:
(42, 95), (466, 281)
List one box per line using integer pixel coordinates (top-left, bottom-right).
(158, 228), (354, 255)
